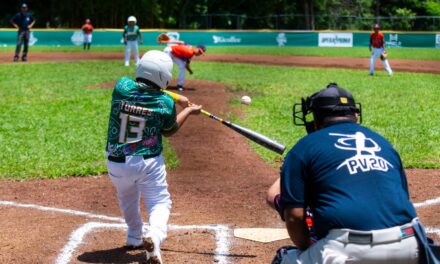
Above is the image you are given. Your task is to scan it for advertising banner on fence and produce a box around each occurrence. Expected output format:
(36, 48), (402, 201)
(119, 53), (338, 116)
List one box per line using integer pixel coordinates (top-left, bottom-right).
(318, 33), (353, 47)
(0, 30), (437, 48)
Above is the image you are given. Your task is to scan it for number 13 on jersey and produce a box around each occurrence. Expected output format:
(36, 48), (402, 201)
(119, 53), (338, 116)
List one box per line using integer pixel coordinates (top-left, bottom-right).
(119, 113), (146, 143)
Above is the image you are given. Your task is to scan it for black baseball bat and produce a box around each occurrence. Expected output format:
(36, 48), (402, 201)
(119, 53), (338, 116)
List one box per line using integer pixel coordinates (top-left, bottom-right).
(201, 109), (286, 155)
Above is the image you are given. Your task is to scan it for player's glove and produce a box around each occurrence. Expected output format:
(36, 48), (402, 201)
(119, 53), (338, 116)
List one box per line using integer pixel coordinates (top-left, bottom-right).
(157, 33), (170, 43)
(380, 50), (388, 60)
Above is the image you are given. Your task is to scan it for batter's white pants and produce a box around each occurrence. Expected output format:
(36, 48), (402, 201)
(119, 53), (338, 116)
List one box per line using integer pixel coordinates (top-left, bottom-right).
(281, 222), (418, 264)
(370, 47), (393, 75)
(107, 154), (172, 245)
(125, 40), (139, 66)
(83, 33), (92, 44)
(164, 46), (186, 87)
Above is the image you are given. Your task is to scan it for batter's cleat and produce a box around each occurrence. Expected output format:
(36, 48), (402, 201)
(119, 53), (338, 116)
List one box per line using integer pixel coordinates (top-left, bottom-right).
(125, 235), (143, 249)
(143, 236), (162, 264)
(13, 56), (19, 62)
(22, 57), (27, 62)
(177, 85), (184, 91)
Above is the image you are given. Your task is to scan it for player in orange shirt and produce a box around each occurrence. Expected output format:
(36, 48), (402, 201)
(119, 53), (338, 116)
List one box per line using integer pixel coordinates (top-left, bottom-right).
(163, 43), (206, 91)
(81, 18), (94, 50)
(369, 24), (392, 76)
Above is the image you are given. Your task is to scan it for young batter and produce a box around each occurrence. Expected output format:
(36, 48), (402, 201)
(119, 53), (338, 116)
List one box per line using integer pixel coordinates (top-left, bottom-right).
(106, 50), (201, 264)
(123, 16), (143, 66)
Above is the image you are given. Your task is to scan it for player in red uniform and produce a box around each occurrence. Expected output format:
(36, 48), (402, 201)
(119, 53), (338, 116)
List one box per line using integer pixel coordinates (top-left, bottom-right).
(163, 43), (206, 91)
(81, 18), (94, 50)
(369, 24), (392, 76)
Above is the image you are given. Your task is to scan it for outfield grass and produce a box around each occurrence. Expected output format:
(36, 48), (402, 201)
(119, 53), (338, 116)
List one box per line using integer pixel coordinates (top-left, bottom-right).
(189, 62), (440, 168)
(0, 61), (179, 179)
(1, 45), (440, 61)
(1, 60), (438, 179)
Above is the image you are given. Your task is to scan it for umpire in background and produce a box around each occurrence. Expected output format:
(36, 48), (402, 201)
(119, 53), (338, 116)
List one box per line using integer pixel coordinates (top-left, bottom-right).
(10, 3), (35, 62)
(266, 83), (439, 263)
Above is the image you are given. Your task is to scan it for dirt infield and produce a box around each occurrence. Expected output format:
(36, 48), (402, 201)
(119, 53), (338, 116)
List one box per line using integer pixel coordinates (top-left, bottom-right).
(1, 56), (439, 263)
(1, 52), (439, 74)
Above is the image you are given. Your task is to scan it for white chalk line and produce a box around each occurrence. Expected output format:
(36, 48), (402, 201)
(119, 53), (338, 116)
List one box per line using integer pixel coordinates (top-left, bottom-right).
(55, 222), (230, 264)
(2, 197), (440, 264)
(0, 201), (229, 264)
(414, 196), (440, 208)
(425, 227), (440, 237)
(0, 200), (124, 222)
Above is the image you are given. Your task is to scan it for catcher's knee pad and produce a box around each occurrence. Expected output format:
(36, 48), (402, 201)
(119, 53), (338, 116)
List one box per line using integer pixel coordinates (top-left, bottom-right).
(271, 246), (298, 264)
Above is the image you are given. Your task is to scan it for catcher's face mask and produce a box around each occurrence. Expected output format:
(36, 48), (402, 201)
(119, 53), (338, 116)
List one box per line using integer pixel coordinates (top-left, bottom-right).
(293, 83), (362, 134)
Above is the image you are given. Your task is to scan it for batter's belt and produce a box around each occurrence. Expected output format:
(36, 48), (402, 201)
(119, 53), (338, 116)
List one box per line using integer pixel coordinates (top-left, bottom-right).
(108, 153), (160, 163)
(327, 223), (414, 245)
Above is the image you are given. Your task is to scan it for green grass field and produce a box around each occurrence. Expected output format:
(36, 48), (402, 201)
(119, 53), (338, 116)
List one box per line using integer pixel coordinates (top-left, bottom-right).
(1, 57), (439, 179)
(1, 45), (440, 60)
(190, 62), (440, 169)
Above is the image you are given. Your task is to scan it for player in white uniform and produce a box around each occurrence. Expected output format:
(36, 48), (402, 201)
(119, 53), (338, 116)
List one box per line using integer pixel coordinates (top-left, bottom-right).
(123, 16), (143, 66)
(106, 50), (201, 264)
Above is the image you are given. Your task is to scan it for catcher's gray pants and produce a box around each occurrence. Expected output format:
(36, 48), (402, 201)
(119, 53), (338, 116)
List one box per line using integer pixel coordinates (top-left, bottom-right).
(281, 222), (418, 264)
(15, 30), (30, 59)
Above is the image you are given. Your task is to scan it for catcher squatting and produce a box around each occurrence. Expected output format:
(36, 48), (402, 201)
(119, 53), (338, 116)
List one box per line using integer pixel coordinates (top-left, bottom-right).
(267, 84), (439, 263)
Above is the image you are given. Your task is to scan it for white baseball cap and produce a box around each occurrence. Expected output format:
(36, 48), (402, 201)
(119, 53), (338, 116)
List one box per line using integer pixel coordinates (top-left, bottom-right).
(136, 50), (173, 89)
(127, 16), (137, 23)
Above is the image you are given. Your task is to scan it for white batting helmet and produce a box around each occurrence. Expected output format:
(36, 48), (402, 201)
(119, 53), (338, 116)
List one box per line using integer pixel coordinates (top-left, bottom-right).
(136, 50), (173, 89)
(127, 16), (137, 23)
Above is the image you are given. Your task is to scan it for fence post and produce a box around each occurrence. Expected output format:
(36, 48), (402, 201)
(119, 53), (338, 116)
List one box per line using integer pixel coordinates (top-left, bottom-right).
(237, 15), (241, 29)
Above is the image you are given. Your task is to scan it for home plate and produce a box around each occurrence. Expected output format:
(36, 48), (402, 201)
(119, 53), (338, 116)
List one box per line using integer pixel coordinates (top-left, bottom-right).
(234, 228), (290, 243)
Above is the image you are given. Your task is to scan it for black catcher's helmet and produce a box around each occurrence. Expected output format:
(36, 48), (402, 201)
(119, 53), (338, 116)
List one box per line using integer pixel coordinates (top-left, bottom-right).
(293, 83), (362, 133)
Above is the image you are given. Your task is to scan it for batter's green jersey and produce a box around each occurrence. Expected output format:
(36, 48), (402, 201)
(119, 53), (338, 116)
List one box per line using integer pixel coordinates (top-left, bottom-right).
(106, 77), (177, 157)
(123, 25), (141, 41)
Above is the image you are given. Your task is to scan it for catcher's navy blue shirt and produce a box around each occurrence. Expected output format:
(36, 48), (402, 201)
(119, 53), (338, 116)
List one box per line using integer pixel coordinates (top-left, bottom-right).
(280, 121), (416, 239)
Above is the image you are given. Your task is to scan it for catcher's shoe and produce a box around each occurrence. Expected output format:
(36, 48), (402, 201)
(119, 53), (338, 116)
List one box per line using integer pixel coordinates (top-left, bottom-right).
(125, 235), (143, 249)
(143, 236), (162, 264)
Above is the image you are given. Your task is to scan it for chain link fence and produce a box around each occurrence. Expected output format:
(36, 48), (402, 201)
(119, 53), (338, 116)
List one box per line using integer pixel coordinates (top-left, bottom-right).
(181, 14), (440, 31)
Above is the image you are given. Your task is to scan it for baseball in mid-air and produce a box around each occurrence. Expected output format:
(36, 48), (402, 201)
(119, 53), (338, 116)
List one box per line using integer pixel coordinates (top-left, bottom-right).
(241, 95), (251, 105)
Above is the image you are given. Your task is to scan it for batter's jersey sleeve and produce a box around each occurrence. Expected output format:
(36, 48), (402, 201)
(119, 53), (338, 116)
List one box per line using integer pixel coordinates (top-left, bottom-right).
(161, 94), (178, 134)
